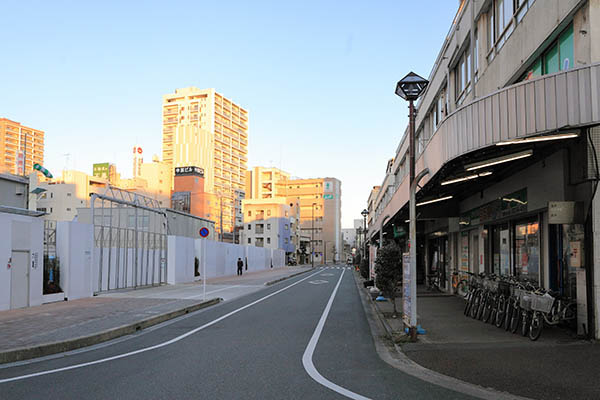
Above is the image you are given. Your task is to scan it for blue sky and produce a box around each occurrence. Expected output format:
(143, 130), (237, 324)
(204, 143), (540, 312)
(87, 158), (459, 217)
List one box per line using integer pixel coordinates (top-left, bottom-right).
(1, 0), (459, 227)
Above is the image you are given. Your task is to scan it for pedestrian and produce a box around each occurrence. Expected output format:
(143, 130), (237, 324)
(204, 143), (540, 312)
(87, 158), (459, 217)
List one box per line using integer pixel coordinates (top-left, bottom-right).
(245, 256), (248, 271)
(237, 257), (244, 276)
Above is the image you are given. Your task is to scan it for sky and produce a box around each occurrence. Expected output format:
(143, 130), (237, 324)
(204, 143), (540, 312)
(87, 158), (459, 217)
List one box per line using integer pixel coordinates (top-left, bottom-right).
(1, 0), (459, 228)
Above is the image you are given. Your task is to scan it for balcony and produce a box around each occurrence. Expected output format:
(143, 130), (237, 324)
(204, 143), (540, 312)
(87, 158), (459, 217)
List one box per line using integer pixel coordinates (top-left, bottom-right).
(370, 63), (600, 236)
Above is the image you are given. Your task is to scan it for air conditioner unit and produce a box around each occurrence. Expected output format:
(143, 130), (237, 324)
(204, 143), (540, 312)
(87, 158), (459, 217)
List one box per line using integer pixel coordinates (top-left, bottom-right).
(15, 185), (25, 196)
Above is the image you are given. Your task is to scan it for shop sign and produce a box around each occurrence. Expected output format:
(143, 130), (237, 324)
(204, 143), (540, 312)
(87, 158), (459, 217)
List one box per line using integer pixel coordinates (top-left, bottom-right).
(175, 166), (205, 177)
(402, 252), (411, 326)
(459, 188), (527, 227)
(460, 232), (469, 272)
(548, 201), (583, 224)
(323, 194), (334, 199)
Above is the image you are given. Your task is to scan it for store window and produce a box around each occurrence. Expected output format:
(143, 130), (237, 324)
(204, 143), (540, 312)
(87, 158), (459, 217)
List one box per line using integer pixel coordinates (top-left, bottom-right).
(514, 219), (540, 284)
(491, 224), (510, 276)
(521, 23), (573, 81)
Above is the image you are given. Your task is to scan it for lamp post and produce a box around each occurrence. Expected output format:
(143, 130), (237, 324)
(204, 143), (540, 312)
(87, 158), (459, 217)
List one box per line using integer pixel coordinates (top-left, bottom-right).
(361, 209), (368, 269)
(395, 71), (429, 341)
(312, 203), (317, 268)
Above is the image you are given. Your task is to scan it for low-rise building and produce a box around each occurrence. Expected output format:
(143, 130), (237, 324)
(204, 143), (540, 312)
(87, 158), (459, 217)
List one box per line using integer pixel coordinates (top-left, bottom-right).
(242, 197), (300, 261)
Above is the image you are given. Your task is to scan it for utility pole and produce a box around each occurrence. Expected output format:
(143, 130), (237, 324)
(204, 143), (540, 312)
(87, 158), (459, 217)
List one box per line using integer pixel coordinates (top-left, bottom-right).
(312, 203), (316, 268)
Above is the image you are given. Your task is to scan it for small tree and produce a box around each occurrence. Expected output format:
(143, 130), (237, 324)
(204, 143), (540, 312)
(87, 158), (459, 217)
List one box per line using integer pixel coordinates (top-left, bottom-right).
(359, 257), (369, 279)
(375, 242), (402, 317)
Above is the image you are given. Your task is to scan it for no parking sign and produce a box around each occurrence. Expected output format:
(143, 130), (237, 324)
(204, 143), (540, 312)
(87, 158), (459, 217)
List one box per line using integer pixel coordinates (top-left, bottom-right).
(199, 227), (210, 238)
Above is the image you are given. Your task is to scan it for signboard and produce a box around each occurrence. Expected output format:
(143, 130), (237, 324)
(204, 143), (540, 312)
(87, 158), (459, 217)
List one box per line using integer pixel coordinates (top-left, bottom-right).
(324, 181), (333, 192)
(323, 194), (333, 200)
(93, 163), (110, 179)
(402, 252), (411, 326)
(175, 166), (205, 177)
(460, 232), (469, 272)
(548, 201), (583, 224)
(459, 188), (527, 227)
(199, 227), (210, 238)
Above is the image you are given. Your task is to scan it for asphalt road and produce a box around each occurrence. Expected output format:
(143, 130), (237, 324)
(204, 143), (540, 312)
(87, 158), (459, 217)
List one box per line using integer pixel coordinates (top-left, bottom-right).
(0, 266), (472, 400)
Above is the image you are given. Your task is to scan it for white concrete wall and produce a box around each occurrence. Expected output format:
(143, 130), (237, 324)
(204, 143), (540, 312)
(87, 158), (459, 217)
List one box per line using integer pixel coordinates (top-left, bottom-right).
(192, 239), (285, 280)
(0, 212), (44, 311)
(167, 236), (195, 284)
(57, 221), (94, 300)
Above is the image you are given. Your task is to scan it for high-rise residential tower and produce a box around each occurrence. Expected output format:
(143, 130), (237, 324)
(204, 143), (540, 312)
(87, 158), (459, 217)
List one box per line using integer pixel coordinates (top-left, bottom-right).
(0, 118), (44, 175)
(162, 87), (248, 238)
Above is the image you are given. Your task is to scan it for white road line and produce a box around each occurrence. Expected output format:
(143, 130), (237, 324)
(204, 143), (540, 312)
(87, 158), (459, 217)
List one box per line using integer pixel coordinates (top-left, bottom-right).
(0, 269), (324, 384)
(302, 269), (371, 400)
(183, 285), (242, 299)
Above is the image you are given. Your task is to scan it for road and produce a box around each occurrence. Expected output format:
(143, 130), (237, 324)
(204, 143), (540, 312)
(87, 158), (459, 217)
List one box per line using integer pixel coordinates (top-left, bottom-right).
(0, 266), (472, 399)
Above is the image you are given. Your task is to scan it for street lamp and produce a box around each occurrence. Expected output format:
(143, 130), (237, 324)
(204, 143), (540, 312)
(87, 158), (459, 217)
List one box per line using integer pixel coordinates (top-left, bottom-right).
(312, 203), (317, 268)
(361, 209), (368, 267)
(395, 71), (429, 341)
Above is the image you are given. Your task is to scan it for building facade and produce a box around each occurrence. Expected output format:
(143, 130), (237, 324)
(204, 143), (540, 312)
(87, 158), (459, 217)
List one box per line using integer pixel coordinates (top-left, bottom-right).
(367, 0), (600, 339)
(241, 197), (299, 260)
(0, 118), (44, 175)
(283, 178), (342, 264)
(245, 166), (290, 199)
(162, 87), (248, 239)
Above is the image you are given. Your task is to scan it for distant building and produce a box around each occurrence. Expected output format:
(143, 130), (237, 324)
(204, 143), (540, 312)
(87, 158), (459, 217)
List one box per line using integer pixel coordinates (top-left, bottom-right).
(282, 178), (342, 264)
(242, 197), (300, 259)
(162, 87), (248, 238)
(245, 167), (290, 199)
(0, 118), (44, 175)
(171, 166), (208, 218)
(0, 172), (29, 209)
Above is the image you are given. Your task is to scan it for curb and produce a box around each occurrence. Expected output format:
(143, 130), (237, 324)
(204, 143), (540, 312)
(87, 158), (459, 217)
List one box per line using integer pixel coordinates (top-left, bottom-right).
(351, 271), (532, 400)
(264, 269), (313, 286)
(0, 297), (221, 365)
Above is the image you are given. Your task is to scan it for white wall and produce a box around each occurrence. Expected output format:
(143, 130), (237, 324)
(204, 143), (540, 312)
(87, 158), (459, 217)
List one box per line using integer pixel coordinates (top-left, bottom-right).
(57, 221), (94, 300)
(0, 212), (44, 311)
(189, 239), (285, 281)
(167, 236), (195, 284)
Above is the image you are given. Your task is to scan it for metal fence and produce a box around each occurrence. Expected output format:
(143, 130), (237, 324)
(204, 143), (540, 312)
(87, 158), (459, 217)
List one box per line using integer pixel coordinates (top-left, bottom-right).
(91, 188), (168, 293)
(43, 220), (62, 294)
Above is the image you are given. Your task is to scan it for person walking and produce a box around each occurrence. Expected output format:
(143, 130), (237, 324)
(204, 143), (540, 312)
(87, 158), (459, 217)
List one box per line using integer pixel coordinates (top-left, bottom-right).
(237, 257), (244, 276)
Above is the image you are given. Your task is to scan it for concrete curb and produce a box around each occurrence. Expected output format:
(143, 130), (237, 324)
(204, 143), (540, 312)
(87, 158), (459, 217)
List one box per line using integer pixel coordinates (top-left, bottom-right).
(351, 271), (533, 400)
(264, 269), (313, 286)
(0, 297), (221, 365)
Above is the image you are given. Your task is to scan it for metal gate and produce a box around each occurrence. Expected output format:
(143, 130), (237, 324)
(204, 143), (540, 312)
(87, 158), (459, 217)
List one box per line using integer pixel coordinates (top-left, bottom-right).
(43, 220), (62, 294)
(91, 188), (168, 293)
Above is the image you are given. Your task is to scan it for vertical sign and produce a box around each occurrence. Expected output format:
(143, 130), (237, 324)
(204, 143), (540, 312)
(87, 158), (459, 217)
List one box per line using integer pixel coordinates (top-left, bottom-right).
(402, 252), (411, 326)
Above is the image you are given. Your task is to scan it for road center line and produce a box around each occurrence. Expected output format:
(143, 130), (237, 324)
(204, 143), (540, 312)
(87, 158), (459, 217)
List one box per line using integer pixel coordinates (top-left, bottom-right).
(0, 269), (323, 384)
(302, 269), (372, 400)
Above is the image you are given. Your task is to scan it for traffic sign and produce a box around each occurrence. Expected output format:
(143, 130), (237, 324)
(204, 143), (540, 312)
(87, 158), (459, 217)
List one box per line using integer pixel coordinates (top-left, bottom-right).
(199, 227), (210, 238)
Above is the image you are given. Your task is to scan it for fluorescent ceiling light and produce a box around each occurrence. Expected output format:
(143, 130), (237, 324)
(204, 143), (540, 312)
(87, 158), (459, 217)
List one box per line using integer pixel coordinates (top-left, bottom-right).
(417, 195), (453, 207)
(441, 171), (492, 186)
(465, 150), (533, 171)
(496, 132), (578, 146)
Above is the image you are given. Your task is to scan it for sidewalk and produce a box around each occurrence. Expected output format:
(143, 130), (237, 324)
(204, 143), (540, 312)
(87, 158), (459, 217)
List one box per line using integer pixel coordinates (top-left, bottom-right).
(363, 276), (600, 400)
(0, 266), (311, 364)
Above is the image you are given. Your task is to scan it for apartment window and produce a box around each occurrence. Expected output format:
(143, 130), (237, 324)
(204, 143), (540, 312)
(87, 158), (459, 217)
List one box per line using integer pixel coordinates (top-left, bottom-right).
(520, 23), (573, 81)
(454, 45), (471, 105)
(66, 208), (71, 211)
(248, 238), (251, 244)
(267, 209), (271, 216)
(267, 223), (271, 230)
(248, 211), (251, 216)
(247, 224), (251, 230)
(285, 238), (288, 244)
(474, 30), (479, 80)
(67, 193), (72, 197)
(285, 224), (289, 230)
(267, 238), (271, 244)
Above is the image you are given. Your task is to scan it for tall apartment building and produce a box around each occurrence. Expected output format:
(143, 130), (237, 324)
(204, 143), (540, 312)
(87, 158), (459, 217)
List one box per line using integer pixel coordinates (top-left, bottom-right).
(0, 118), (44, 175)
(162, 87), (248, 239)
(245, 167), (290, 199)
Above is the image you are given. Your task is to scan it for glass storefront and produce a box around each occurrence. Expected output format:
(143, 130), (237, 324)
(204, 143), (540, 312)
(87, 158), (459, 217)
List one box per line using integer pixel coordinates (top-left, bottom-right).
(491, 223), (510, 276)
(514, 219), (540, 284)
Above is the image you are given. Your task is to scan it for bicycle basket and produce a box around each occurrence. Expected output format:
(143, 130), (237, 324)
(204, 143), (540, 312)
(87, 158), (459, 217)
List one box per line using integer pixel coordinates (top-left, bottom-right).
(520, 293), (532, 311)
(498, 281), (511, 297)
(531, 293), (554, 313)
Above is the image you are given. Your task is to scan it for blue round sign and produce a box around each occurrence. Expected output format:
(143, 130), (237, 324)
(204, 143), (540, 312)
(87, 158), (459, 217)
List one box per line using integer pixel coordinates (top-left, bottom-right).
(199, 227), (210, 238)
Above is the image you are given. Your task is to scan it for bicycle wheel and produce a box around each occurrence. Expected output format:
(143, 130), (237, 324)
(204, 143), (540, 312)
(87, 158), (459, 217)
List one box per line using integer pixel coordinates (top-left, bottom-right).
(457, 280), (469, 298)
(521, 311), (530, 337)
(464, 291), (473, 316)
(495, 296), (505, 328)
(504, 299), (513, 331)
(483, 297), (493, 323)
(510, 305), (521, 333)
(470, 291), (481, 319)
(529, 311), (543, 341)
(477, 292), (488, 320)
